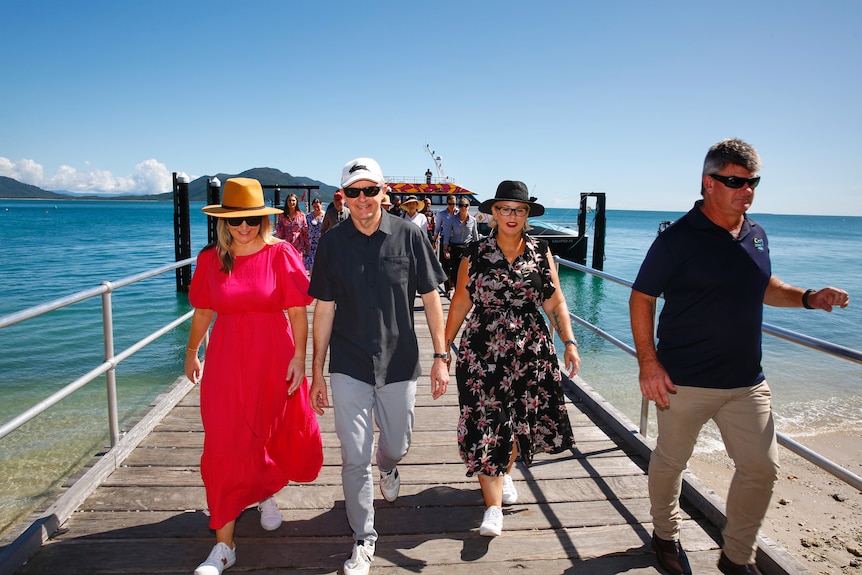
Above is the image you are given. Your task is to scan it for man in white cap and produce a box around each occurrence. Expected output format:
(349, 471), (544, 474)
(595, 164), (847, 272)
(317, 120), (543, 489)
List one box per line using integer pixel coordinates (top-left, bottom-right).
(308, 157), (450, 575)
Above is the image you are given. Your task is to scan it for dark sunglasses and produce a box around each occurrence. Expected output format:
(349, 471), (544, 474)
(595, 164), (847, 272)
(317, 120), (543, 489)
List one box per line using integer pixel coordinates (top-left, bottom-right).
(225, 215), (263, 227)
(342, 186), (382, 198)
(709, 174), (760, 189)
(459, 204), (470, 208)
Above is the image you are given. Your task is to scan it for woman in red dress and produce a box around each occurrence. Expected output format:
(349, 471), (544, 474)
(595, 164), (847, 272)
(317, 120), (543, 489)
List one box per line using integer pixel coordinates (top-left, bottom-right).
(185, 178), (322, 575)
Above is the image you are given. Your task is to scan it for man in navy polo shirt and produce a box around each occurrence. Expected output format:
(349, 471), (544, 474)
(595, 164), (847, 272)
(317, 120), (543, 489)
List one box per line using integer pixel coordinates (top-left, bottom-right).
(629, 138), (850, 575)
(309, 157), (449, 575)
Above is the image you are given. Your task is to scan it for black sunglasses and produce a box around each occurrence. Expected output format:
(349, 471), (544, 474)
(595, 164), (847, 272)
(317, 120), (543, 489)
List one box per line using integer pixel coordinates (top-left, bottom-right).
(342, 186), (382, 198)
(459, 204), (470, 208)
(709, 174), (761, 189)
(225, 215), (263, 227)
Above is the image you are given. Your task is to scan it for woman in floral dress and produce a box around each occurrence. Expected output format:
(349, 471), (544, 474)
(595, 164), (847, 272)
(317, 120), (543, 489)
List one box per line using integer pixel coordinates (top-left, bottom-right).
(275, 193), (309, 259)
(444, 180), (581, 537)
(304, 198), (324, 272)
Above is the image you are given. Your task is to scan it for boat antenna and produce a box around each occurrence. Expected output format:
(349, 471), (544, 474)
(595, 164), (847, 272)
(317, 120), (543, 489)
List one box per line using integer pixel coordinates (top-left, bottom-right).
(425, 144), (448, 182)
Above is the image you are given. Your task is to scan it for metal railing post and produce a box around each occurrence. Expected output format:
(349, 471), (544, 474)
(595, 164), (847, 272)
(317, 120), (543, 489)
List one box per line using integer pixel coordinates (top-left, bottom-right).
(101, 283), (120, 447)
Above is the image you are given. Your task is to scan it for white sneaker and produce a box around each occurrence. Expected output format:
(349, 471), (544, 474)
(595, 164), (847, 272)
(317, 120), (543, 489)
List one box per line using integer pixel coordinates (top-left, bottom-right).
(194, 542), (236, 575)
(502, 474), (518, 505)
(380, 467), (400, 502)
(343, 540), (375, 575)
(257, 496), (282, 531)
(479, 505), (503, 537)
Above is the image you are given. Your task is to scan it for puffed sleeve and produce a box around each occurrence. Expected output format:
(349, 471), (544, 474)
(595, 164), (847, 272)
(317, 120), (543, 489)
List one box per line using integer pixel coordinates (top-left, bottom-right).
(273, 242), (313, 309)
(188, 246), (217, 309)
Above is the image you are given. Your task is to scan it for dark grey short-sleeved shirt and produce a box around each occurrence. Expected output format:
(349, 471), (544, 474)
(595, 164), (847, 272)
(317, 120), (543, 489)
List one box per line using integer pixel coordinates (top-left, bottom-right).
(309, 211), (446, 386)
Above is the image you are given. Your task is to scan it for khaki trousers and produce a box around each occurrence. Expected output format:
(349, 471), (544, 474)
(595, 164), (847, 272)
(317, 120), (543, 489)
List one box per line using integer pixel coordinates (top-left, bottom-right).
(649, 381), (779, 564)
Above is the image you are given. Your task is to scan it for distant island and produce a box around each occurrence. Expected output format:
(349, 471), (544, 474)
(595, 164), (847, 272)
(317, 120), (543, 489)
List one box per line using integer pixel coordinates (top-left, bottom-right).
(0, 167), (340, 204)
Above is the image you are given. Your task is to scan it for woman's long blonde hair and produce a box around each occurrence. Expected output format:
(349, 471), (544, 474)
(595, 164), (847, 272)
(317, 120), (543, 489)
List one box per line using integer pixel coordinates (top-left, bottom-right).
(214, 216), (280, 273)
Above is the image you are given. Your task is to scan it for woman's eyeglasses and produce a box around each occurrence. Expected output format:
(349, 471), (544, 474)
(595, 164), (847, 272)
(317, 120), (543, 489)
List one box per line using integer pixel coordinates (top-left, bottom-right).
(226, 215), (263, 227)
(494, 206), (528, 217)
(342, 186), (382, 198)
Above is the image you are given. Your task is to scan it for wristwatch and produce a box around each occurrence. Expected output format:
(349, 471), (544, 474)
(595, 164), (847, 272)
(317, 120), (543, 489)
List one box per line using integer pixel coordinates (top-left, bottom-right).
(433, 352), (451, 362)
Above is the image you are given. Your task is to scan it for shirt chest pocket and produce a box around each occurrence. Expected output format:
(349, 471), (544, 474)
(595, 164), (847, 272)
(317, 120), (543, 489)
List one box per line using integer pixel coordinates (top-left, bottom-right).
(379, 255), (409, 285)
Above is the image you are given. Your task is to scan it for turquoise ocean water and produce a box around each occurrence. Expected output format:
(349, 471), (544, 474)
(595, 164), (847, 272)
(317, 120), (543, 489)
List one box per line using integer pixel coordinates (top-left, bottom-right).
(1, 199), (860, 536)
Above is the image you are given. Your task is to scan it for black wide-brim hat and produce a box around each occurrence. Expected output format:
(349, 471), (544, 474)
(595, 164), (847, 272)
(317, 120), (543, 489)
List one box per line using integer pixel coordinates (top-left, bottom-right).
(478, 180), (545, 217)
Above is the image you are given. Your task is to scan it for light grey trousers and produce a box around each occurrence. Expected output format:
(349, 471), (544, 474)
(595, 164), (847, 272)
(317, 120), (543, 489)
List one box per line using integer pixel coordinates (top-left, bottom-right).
(649, 381), (779, 565)
(330, 373), (417, 543)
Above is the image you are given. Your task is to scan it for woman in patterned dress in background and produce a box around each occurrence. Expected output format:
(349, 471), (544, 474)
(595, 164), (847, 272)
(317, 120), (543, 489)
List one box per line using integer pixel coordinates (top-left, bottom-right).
(275, 193), (309, 260)
(304, 198), (324, 273)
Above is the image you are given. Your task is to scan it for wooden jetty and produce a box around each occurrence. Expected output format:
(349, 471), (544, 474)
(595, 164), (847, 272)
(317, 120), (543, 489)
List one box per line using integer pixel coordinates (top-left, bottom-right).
(4, 301), (810, 574)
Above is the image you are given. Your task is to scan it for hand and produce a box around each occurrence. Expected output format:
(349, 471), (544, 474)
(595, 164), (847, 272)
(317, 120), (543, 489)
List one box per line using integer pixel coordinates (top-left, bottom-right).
(638, 358), (676, 409)
(430, 360), (450, 400)
(185, 354), (202, 384)
(285, 356), (305, 395)
(563, 346), (580, 379)
(309, 374), (330, 415)
(809, 287), (850, 312)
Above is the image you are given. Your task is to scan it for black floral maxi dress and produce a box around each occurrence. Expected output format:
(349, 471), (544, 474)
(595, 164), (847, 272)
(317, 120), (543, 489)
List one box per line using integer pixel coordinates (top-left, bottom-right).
(456, 231), (575, 477)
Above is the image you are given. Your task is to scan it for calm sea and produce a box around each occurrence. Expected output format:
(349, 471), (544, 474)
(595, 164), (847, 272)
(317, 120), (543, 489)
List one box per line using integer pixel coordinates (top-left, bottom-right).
(1, 199), (860, 536)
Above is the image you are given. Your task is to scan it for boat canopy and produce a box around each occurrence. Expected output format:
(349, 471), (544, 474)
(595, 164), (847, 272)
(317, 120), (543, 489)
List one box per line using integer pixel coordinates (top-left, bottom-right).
(387, 182), (476, 196)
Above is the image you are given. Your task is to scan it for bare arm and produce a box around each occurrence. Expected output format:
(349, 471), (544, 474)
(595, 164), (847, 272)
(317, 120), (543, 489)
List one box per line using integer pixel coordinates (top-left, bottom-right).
(444, 257), (473, 356)
(764, 275), (850, 311)
(286, 306), (308, 395)
(420, 288), (450, 400)
(629, 289), (675, 409)
(310, 299), (335, 415)
(184, 308), (215, 384)
(540, 248), (580, 378)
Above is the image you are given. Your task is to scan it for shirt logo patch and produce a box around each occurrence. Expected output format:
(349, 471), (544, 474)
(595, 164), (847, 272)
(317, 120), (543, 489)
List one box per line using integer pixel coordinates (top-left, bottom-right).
(753, 237), (764, 252)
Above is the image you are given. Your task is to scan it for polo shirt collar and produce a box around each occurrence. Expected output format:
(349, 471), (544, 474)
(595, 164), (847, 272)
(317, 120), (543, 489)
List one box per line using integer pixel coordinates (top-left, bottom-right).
(689, 199), (754, 239)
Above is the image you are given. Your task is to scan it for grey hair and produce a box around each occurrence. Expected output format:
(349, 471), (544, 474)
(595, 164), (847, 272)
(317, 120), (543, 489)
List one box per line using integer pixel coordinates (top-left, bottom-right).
(701, 138), (762, 194)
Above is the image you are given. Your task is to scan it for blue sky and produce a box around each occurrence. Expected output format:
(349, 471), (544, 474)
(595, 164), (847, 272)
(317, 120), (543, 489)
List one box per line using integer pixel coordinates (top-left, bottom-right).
(1, 0), (860, 215)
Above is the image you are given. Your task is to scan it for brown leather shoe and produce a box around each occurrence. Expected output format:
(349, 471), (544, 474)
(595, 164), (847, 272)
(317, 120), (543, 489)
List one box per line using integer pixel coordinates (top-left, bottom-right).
(651, 533), (692, 575)
(717, 552), (763, 575)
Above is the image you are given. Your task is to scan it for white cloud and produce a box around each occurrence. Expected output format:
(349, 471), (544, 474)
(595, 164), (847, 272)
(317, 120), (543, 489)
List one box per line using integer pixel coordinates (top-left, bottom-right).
(0, 157), (172, 195)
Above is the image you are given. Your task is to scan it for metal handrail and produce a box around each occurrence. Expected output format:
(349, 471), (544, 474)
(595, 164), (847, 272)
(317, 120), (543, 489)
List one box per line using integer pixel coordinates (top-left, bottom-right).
(0, 257), (197, 443)
(553, 255), (862, 492)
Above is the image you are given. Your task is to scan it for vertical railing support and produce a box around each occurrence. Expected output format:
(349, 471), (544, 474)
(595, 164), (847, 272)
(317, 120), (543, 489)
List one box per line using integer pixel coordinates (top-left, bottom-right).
(101, 283), (120, 446)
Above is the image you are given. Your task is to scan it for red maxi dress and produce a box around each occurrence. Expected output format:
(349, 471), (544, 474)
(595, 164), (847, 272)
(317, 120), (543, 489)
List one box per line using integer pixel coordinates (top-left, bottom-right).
(189, 242), (322, 529)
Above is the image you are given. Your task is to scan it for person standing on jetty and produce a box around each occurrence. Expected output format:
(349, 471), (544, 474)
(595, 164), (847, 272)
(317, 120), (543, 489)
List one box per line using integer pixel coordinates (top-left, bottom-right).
(185, 178), (323, 575)
(275, 192), (309, 259)
(321, 189), (350, 234)
(629, 138), (851, 575)
(308, 157), (449, 575)
(443, 181), (580, 538)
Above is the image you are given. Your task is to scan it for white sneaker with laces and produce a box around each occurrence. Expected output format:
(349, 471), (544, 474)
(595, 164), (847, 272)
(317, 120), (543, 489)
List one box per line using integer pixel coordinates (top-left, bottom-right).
(479, 505), (503, 537)
(343, 540), (375, 575)
(502, 474), (518, 505)
(257, 496), (282, 531)
(380, 467), (400, 502)
(194, 542), (236, 575)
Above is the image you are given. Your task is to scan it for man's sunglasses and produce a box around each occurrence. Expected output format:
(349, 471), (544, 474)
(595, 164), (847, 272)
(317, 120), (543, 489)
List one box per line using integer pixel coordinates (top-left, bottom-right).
(342, 186), (382, 198)
(225, 215), (263, 227)
(709, 174), (761, 189)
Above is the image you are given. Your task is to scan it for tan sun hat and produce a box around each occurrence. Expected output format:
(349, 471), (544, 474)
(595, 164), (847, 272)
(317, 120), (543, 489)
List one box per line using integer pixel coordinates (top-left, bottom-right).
(202, 177), (282, 218)
(401, 195), (425, 212)
(381, 193), (392, 208)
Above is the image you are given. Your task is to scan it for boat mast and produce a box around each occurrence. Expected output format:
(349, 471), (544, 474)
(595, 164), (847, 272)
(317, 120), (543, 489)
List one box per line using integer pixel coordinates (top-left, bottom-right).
(425, 144), (449, 183)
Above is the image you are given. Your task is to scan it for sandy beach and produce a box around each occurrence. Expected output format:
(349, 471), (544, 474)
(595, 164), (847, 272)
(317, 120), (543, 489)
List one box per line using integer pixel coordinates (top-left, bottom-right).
(688, 430), (862, 574)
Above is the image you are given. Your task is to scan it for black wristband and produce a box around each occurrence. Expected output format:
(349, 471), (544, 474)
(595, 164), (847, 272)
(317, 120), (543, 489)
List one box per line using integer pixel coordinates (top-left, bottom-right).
(802, 289), (815, 309)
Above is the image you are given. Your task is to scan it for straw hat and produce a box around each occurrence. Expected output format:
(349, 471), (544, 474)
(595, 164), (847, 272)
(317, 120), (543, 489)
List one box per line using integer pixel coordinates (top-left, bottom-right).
(478, 180), (544, 217)
(381, 193), (392, 208)
(401, 195), (425, 212)
(202, 178), (282, 218)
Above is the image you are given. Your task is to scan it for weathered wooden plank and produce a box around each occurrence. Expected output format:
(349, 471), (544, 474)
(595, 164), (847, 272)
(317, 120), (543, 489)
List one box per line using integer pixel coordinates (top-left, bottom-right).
(19, 519), (724, 575)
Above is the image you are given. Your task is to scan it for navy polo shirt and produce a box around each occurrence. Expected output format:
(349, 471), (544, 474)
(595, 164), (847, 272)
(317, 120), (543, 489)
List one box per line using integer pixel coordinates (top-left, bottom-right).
(632, 201), (771, 389)
(309, 211), (446, 386)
